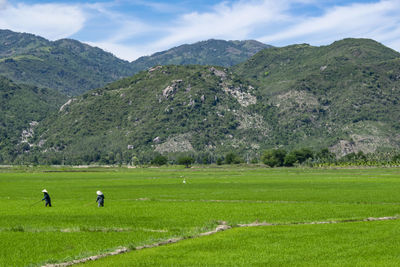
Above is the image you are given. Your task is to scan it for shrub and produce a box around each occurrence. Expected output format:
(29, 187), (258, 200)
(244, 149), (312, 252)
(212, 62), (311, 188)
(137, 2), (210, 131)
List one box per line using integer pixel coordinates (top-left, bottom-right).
(177, 156), (195, 168)
(315, 148), (336, 163)
(340, 151), (367, 163)
(392, 154), (400, 162)
(151, 154), (168, 166)
(284, 148), (314, 166)
(225, 152), (242, 164)
(261, 149), (286, 167)
(250, 158), (259, 164)
(283, 152), (297, 166)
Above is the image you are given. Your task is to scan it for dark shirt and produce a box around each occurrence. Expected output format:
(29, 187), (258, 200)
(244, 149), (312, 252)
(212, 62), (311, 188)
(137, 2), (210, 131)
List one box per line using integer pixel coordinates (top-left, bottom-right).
(42, 193), (51, 202)
(96, 194), (105, 203)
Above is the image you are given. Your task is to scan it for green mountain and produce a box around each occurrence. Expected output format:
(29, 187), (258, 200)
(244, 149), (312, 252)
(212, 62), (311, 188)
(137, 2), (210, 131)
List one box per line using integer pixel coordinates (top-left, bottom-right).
(0, 76), (67, 163)
(0, 29), (135, 96)
(131, 39), (271, 72)
(29, 65), (262, 164)
(0, 30), (269, 96)
(233, 38), (400, 156)
(7, 38), (400, 164)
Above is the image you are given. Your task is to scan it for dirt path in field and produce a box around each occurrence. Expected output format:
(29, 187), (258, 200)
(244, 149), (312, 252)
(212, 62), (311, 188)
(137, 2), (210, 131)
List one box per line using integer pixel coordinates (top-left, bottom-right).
(236, 215), (398, 227)
(42, 222), (231, 267)
(131, 197), (400, 206)
(42, 216), (398, 267)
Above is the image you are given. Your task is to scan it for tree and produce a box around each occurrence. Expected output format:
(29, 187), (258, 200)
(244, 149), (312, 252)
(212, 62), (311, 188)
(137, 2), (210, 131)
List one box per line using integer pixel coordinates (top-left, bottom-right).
(294, 148), (314, 163)
(283, 152), (297, 167)
(393, 154), (400, 162)
(131, 156), (139, 166)
(225, 152), (242, 164)
(315, 148), (336, 163)
(340, 151), (367, 163)
(250, 158), (259, 164)
(178, 156), (194, 168)
(151, 154), (168, 166)
(225, 152), (236, 164)
(261, 149), (286, 167)
(284, 148), (314, 166)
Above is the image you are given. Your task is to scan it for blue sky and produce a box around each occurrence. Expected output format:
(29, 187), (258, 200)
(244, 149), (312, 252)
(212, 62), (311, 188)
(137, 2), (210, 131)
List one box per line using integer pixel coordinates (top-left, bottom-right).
(1, 0), (400, 61)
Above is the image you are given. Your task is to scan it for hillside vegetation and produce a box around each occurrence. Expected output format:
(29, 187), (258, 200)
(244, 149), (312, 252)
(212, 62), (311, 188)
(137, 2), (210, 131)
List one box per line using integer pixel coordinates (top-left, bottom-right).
(0, 76), (66, 163)
(12, 39), (397, 165)
(234, 38), (400, 156)
(0, 30), (268, 96)
(0, 30), (135, 96)
(131, 39), (270, 72)
(1, 37), (400, 164)
(29, 65), (266, 164)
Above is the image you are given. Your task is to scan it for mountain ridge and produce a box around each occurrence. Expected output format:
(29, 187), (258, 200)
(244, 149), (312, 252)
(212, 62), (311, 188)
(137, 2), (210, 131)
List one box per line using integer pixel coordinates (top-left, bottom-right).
(15, 38), (399, 165)
(131, 39), (271, 72)
(1, 34), (400, 164)
(0, 29), (269, 96)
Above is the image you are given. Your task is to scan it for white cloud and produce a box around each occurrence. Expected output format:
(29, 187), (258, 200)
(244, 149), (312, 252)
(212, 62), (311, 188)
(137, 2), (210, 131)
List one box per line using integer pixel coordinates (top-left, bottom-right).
(86, 41), (154, 62)
(259, 0), (400, 48)
(81, 2), (158, 61)
(122, 0), (185, 13)
(95, 0), (294, 60)
(0, 2), (85, 40)
(92, 0), (400, 61)
(2, 0), (400, 62)
(0, 0), (6, 9)
(152, 0), (290, 50)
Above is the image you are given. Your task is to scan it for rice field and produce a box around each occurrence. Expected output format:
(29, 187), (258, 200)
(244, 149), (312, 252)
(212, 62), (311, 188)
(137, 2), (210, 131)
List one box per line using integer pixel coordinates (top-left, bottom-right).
(1, 166), (400, 266)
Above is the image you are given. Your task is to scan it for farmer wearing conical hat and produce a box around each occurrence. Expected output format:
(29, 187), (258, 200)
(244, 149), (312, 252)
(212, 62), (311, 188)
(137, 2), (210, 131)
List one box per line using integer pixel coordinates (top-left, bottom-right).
(96, 191), (105, 207)
(41, 189), (51, 207)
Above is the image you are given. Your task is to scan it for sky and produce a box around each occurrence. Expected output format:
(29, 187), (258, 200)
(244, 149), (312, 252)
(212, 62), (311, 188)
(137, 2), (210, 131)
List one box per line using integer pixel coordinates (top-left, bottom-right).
(1, 0), (400, 61)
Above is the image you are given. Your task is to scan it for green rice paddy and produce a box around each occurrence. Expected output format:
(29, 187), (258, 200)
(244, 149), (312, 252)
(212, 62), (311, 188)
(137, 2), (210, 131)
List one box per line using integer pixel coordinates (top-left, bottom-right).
(1, 167), (400, 266)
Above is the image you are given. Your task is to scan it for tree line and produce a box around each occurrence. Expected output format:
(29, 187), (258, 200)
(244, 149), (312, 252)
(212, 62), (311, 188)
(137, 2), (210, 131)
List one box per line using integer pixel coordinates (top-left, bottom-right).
(3, 147), (400, 168)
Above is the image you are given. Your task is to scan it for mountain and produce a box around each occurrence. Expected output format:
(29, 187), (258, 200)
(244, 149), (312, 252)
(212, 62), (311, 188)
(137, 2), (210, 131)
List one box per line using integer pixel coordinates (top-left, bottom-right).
(130, 39), (271, 73)
(233, 38), (400, 156)
(0, 76), (67, 163)
(6, 38), (400, 164)
(0, 29), (269, 96)
(0, 29), (135, 96)
(29, 65), (264, 164)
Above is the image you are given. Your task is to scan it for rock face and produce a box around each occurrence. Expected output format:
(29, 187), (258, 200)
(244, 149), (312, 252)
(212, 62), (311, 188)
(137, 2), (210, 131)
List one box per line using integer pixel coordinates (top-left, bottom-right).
(274, 90), (319, 111)
(155, 134), (194, 153)
(20, 121), (38, 145)
(209, 67), (227, 79)
(223, 85), (257, 107)
(330, 140), (358, 157)
(162, 80), (183, 99)
(329, 122), (397, 157)
(59, 99), (76, 112)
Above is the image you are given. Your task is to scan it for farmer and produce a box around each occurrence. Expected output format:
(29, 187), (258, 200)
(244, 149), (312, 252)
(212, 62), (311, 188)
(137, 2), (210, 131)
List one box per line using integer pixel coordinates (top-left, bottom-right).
(42, 189), (51, 207)
(96, 191), (105, 207)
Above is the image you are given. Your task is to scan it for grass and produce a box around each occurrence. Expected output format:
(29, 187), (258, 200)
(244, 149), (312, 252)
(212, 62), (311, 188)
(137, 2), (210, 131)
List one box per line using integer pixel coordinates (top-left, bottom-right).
(1, 166), (400, 266)
(84, 220), (400, 266)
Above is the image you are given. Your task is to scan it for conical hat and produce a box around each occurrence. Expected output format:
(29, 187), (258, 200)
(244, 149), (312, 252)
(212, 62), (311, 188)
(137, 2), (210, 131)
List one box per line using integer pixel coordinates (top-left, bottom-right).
(96, 191), (103, 195)
(42, 189), (48, 193)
